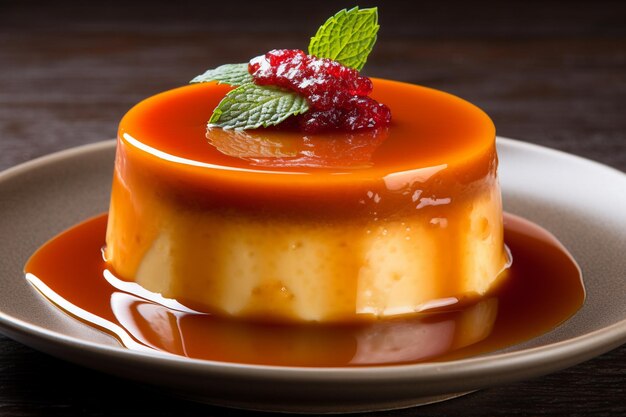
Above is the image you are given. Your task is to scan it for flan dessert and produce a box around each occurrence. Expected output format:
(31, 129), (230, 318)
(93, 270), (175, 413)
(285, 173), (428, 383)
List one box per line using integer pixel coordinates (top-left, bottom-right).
(23, 6), (588, 369)
(104, 7), (509, 323)
(104, 79), (509, 323)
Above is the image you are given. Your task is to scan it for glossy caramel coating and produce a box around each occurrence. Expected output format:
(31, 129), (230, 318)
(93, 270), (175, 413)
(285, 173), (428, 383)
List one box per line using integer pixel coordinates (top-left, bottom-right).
(105, 80), (509, 323)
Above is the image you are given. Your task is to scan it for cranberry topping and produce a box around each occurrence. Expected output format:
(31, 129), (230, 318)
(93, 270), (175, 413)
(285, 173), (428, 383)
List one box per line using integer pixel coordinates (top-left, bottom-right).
(248, 49), (391, 132)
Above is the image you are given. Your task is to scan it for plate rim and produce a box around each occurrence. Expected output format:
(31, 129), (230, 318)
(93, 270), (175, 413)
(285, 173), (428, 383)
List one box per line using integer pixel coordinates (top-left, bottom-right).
(0, 136), (625, 383)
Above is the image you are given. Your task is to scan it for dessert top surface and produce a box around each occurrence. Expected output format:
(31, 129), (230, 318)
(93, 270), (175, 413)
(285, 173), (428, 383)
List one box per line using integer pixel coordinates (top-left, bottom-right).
(119, 79), (495, 178)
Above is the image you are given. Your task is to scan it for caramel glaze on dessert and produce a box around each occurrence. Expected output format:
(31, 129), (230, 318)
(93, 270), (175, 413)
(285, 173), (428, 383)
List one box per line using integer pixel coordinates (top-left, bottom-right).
(25, 213), (584, 366)
(102, 80), (510, 323)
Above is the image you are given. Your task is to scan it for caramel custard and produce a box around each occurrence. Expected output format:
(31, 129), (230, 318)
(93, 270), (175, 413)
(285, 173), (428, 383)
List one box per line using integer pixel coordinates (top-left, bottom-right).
(23, 5), (585, 366)
(104, 79), (509, 323)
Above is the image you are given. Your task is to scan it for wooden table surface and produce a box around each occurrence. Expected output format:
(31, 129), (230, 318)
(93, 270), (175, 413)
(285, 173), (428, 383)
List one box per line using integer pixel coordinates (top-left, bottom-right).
(1, 1), (624, 415)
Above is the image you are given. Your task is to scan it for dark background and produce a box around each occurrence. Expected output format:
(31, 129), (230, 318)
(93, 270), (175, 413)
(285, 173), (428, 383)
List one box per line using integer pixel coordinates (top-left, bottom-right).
(0, 0), (625, 415)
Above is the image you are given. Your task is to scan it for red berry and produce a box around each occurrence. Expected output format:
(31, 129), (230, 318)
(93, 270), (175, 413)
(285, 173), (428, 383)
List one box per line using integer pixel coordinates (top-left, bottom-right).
(295, 98), (391, 133)
(248, 49), (390, 132)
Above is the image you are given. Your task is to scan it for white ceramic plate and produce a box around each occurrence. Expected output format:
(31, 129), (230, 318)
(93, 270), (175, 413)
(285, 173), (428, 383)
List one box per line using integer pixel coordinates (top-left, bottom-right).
(0, 137), (625, 413)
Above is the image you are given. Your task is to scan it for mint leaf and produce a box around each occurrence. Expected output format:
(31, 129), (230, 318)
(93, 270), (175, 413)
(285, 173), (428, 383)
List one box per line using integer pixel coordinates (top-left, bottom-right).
(209, 83), (309, 130)
(190, 63), (253, 86)
(308, 7), (379, 71)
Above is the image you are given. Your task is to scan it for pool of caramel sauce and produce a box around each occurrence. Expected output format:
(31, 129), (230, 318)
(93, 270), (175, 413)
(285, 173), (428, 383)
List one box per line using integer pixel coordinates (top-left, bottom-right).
(24, 213), (584, 367)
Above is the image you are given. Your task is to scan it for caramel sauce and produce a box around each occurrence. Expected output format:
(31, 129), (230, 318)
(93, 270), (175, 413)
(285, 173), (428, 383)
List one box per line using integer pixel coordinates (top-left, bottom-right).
(114, 80), (497, 219)
(25, 212), (584, 367)
(120, 80), (495, 175)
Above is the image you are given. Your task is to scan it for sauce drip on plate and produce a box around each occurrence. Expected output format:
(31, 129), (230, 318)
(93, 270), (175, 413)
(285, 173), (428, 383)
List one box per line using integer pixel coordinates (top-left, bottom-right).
(24, 213), (584, 367)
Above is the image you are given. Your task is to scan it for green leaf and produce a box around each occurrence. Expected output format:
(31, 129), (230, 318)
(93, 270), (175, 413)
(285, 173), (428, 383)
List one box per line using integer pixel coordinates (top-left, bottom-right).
(308, 7), (379, 71)
(190, 63), (253, 86)
(208, 83), (309, 130)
